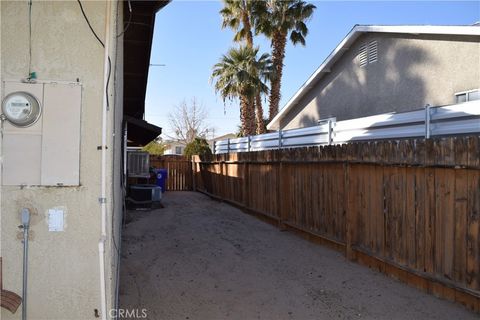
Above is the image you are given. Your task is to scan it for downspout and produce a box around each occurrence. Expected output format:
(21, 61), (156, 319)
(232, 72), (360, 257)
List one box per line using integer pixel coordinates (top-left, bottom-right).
(113, 121), (128, 320)
(99, 1), (112, 319)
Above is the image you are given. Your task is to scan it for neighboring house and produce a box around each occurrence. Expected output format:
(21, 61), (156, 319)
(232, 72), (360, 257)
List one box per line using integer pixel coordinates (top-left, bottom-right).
(1, 1), (167, 319)
(208, 133), (237, 152)
(164, 134), (237, 155)
(164, 140), (187, 155)
(267, 25), (480, 131)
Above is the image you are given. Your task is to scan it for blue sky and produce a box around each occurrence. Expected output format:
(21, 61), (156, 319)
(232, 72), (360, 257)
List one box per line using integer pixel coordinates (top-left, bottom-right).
(145, 1), (480, 138)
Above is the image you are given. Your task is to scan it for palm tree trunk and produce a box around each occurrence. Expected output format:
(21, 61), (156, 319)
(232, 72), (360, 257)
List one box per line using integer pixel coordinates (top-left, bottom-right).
(269, 32), (287, 121)
(242, 12), (254, 48)
(241, 12), (259, 135)
(239, 96), (248, 136)
(255, 94), (266, 134)
(240, 95), (256, 136)
(247, 98), (256, 136)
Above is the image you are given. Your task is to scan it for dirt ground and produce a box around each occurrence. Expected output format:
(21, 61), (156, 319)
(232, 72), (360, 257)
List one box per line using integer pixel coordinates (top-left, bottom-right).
(119, 192), (477, 320)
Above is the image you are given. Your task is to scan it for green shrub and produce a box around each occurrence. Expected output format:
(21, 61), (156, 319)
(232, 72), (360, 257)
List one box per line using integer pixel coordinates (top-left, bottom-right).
(184, 138), (212, 157)
(142, 140), (166, 155)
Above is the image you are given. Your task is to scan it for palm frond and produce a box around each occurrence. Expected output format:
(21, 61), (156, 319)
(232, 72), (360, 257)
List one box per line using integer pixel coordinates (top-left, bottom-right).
(295, 21), (308, 36)
(290, 31), (306, 46)
(211, 45), (273, 102)
(255, 0), (315, 46)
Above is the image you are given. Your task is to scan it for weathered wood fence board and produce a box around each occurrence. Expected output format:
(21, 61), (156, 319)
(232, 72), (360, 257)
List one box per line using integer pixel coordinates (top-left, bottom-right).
(150, 155), (193, 191)
(193, 136), (480, 312)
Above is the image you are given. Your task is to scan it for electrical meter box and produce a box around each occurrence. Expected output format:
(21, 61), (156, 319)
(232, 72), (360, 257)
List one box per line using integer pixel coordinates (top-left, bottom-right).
(2, 81), (82, 186)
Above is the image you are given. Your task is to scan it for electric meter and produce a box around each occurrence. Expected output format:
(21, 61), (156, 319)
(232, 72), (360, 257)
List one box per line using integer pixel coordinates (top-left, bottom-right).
(1, 91), (41, 127)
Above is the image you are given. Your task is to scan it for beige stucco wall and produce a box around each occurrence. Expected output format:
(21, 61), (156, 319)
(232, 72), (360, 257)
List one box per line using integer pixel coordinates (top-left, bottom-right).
(1, 1), (122, 319)
(279, 33), (480, 130)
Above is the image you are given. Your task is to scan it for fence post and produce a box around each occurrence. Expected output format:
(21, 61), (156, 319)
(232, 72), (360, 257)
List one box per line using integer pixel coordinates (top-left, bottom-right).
(248, 135), (251, 152)
(227, 138), (230, 154)
(243, 156), (249, 207)
(345, 153), (356, 261)
(191, 155), (197, 191)
(278, 150), (286, 230)
(425, 104), (431, 139)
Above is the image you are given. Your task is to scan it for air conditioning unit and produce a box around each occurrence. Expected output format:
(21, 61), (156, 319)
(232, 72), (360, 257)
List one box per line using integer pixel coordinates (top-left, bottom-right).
(127, 184), (162, 209)
(127, 151), (150, 178)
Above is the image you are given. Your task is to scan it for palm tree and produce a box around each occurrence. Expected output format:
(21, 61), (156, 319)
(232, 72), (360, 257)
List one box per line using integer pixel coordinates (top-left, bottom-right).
(220, 0), (255, 47)
(211, 46), (272, 136)
(220, 0), (267, 134)
(254, 0), (316, 121)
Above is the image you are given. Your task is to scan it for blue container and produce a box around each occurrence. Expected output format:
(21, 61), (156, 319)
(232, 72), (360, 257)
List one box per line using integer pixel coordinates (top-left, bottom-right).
(154, 168), (168, 193)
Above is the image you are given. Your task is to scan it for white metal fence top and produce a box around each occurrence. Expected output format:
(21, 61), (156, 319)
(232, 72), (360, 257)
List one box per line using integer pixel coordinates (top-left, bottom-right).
(215, 100), (480, 154)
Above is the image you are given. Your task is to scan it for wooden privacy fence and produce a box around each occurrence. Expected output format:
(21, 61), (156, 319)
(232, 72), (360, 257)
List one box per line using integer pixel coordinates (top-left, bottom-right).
(193, 136), (480, 312)
(150, 155), (193, 191)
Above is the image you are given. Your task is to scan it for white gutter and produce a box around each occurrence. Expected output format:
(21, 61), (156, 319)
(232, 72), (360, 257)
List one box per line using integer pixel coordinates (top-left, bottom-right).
(99, 0), (112, 319)
(266, 24), (480, 130)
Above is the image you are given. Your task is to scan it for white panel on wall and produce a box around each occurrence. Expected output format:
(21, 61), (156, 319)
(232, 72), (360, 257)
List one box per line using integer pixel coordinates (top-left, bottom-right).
(3, 133), (42, 185)
(40, 83), (82, 186)
(2, 82), (44, 185)
(1, 81), (82, 186)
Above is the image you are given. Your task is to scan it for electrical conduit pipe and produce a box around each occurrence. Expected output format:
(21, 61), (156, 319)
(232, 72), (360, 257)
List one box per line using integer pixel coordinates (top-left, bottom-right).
(21, 208), (31, 320)
(99, 1), (112, 319)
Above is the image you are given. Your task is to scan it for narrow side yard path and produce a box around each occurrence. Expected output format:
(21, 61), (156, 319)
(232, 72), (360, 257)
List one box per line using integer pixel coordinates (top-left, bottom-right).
(119, 192), (476, 320)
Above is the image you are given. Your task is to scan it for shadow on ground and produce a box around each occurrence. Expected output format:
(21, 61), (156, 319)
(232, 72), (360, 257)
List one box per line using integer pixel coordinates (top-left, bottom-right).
(119, 191), (477, 320)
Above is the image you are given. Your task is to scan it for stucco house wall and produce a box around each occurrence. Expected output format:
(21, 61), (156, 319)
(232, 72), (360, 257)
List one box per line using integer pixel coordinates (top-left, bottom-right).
(278, 33), (480, 130)
(1, 1), (122, 319)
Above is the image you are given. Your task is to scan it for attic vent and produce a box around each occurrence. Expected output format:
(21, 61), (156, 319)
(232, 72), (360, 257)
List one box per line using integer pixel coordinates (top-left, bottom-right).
(357, 40), (378, 67)
(358, 44), (368, 67)
(368, 40), (378, 63)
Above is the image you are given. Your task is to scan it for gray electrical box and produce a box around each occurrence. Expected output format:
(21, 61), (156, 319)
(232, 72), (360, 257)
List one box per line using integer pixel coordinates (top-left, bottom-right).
(2, 81), (82, 186)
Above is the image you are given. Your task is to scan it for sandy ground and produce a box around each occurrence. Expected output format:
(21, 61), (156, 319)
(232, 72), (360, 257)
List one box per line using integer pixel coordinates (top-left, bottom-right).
(119, 192), (477, 320)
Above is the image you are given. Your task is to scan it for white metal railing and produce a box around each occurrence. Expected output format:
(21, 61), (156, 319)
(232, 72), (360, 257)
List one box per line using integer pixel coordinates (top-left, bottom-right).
(214, 100), (480, 154)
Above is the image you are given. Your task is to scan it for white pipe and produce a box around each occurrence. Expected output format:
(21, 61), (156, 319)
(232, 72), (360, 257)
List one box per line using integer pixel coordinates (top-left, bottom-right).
(99, 1), (112, 320)
(0, 116), (5, 227)
(98, 241), (107, 320)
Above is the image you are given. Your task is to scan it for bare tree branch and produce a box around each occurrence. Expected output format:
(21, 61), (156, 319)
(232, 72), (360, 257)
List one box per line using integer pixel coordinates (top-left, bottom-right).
(168, 98), (210, 144)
